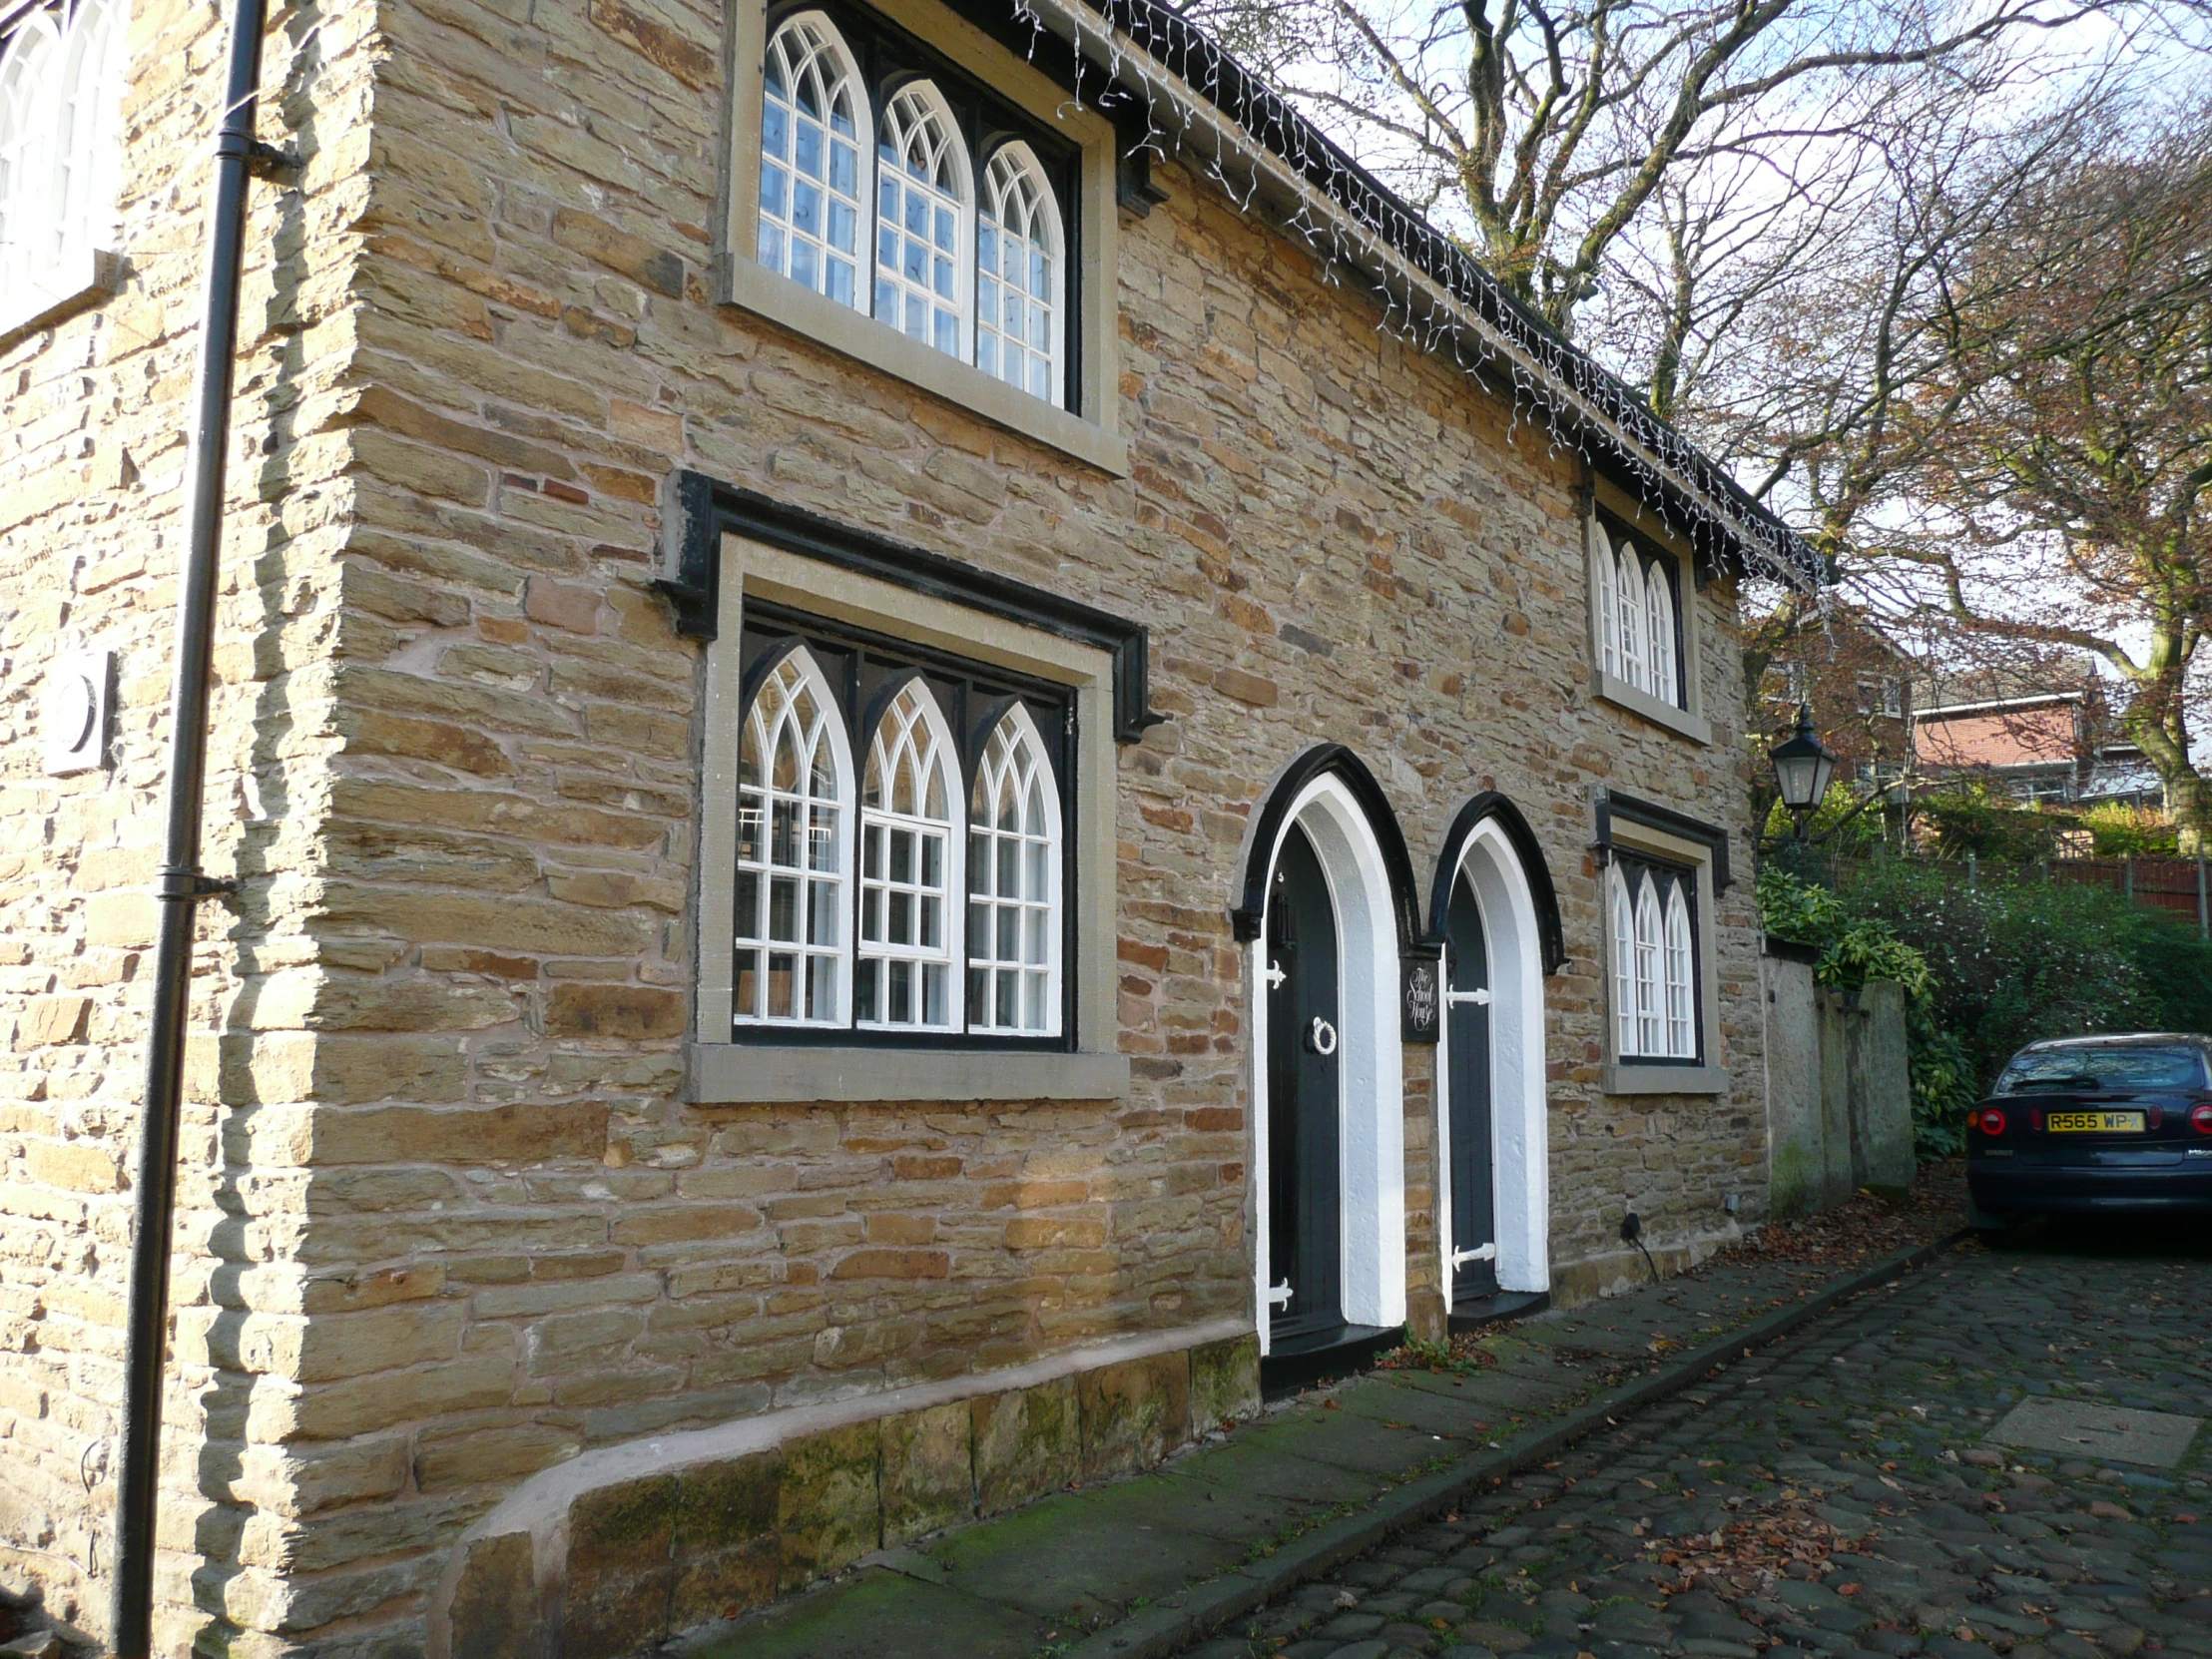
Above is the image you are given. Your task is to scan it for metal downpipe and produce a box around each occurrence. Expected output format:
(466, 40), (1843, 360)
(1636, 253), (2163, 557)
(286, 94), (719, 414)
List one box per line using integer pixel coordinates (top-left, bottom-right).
(110, 0), (271, 1648)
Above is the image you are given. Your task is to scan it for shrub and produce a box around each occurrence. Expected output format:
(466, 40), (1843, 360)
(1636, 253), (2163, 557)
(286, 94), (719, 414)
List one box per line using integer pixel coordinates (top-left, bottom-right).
(1758, 865), (1959, 1158)
(1913, 785), (2064, 862)
(1835, 859), (2212, 1089)
(2080, 802), (2181, 857)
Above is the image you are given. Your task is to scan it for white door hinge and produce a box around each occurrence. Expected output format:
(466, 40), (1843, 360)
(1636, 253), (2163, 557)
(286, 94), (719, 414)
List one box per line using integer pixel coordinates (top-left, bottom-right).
(1445, 988), (1491, 1007)
(1266, 1281), (1294, 1308)
(1450, 1244), (1497, 1267)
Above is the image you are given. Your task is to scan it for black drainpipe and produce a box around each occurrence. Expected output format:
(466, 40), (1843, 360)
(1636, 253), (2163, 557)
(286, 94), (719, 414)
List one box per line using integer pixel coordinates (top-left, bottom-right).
(111, 0), (281, 1649)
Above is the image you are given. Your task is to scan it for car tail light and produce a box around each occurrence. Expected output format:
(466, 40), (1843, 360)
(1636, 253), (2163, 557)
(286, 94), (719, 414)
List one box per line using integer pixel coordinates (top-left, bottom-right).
(1977, 1108), (2007, 1136)
(2030, 1108), (2043, 1132)
(2147, 1106), (2164, 1130)
(2192, 1103), (2212, 1134)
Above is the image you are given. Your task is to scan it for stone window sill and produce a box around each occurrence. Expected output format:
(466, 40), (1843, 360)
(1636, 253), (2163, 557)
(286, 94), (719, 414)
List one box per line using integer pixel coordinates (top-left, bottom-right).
(0, 250), (121, 347)
(685, 1041), (1132, 1104)
(719, 257), (1131, 478)
(1595, 670), (1712, 746)
(1603, 1062), (1729, 1097)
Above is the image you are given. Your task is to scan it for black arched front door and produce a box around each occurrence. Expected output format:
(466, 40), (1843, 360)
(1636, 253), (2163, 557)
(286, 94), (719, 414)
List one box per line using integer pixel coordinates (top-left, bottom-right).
(1267, 824), (1343, 1344)
(1445, 871), (1498, 1305)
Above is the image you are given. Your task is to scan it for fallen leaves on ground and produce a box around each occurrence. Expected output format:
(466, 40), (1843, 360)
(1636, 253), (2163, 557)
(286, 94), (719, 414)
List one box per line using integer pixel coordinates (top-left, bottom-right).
(1649, 1488), (1871, 1600)
(1706, 1161), (1965, 1277)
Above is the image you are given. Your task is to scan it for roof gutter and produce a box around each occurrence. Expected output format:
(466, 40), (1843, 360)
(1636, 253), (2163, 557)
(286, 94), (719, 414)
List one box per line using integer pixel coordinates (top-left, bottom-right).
(984, 0), (1824, 590)
(110, 0), (284, 1649)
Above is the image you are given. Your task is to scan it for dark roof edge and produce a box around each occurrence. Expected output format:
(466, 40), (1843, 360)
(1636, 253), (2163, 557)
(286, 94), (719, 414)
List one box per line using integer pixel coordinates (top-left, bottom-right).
(1025, 0), (1825, 590)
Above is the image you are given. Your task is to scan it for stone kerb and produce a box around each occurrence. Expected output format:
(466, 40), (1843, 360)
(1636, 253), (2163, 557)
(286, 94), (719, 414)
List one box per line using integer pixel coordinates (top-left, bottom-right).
(429, 1324), (1260, 1658)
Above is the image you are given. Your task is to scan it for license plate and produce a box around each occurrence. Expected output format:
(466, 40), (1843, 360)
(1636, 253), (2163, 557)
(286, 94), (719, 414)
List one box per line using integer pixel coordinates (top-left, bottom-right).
(2047, 1110), (2145, 1133)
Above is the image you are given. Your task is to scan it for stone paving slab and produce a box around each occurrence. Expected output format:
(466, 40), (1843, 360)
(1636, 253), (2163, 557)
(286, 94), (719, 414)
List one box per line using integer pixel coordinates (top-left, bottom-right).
(669, 1234), (1970, 1659)
(1986, 1398), (2203, 1468)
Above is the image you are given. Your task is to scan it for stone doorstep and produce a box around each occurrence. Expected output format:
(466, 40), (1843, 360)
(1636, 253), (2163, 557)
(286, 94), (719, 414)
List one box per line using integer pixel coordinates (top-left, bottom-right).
(427, 1319), (1258, 1659)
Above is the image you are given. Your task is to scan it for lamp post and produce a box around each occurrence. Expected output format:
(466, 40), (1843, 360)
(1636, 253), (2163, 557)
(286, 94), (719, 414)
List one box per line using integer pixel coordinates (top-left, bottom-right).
(1769, 703), (1838, 840)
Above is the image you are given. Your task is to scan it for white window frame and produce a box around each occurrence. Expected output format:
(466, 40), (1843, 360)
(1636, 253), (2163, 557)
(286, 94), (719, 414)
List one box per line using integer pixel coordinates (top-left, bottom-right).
(1599, 816), (1726, 1096)
(871, 79), (972, 362)
(1586, 486), (1711, 745)
(691, 531), (1126, 1103)
(732, 644), (856, 1029)
(976, 140), (1063, 403)
(0, 0), (126, 343)
(967, 700), (1064, 1037)
(756, 13), (871, 313)
(853, 676), (965, 1031)
(722, 0), (1126, 475)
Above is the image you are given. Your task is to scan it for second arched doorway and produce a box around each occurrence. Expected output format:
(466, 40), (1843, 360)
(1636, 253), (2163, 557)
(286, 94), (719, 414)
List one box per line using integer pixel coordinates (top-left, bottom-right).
(1428, 794), (1563, 1324)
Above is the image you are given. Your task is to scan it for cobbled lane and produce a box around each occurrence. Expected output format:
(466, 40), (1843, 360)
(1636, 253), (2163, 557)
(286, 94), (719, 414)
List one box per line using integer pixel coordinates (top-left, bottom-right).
(1182, 1233), (2212, 1659)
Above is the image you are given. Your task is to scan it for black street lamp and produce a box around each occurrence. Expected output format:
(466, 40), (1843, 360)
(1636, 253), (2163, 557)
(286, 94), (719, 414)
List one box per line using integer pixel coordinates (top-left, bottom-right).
(1769, 703), (1838, 840)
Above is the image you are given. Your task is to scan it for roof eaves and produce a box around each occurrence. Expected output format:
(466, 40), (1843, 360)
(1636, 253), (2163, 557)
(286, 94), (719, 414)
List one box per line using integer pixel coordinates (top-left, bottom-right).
(1013, 0), (1825, 591)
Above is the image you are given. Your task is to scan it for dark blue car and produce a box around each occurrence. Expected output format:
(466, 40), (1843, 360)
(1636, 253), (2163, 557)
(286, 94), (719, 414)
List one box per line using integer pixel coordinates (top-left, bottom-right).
(1967, 1033), (2212, 1226)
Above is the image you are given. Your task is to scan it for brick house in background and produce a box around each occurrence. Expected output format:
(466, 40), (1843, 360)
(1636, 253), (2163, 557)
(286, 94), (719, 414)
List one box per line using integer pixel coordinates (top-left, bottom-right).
(1914, 654), (2160, 808)
(1757, 607), (1917, 790)
(0, 0), (1819, 1649)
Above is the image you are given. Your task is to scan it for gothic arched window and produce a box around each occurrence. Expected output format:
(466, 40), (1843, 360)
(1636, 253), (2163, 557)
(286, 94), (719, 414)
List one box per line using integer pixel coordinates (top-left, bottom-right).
(1645, 558), (1678, 708)
(976, 143), (1061, 402)
(1632, 874), (1664, 1058)
(967, 703), (1061, 1034)
(1, 0), (127, 303)
(857, 680), (961, 1029)
(1663, 881), (1695, 1058)
(759, 14), (868, 309)
(735, 648), (854, 1027)
(1609, 868), (1637, 1061)
(873, 82), (968, 358)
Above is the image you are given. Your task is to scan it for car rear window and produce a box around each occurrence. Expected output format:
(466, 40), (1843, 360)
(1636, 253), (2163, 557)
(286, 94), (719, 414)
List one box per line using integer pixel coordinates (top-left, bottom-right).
(1996, 1045), (2208, 1093)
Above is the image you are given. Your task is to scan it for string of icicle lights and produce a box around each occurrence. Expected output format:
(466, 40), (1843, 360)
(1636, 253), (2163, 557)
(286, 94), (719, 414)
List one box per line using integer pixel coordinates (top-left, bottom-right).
(1002, 0), (1825, 593)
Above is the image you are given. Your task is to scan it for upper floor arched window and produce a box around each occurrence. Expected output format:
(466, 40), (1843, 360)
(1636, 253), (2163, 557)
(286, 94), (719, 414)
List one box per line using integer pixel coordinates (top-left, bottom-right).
(874, 82), (968, 359)
(749, 8), (1075, 407)
(759, 14), (868, 310)
(967, 701), (1061, 1035)
(1644, 558), (1677, 708)
(1, 0), (128, 304)
(1612, 531), (1649, 695)
(977, 143), (1061, 401)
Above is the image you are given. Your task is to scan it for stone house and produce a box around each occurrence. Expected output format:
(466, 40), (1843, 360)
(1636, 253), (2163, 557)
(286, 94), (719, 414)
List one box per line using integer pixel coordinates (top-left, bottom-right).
(0, 0), (1818, 1648)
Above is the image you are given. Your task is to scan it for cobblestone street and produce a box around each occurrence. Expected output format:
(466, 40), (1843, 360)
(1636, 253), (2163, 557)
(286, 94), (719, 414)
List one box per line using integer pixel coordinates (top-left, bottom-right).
(1182, 1228), (2212, 1659)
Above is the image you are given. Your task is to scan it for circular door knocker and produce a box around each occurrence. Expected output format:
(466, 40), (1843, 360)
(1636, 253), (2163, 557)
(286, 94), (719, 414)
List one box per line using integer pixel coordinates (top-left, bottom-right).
(1306, 1016), (1339, 1057)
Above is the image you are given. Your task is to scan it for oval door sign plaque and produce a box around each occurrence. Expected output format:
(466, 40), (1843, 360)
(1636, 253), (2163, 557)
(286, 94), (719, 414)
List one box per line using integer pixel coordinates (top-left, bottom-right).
(1400, 953), (1440, 1044)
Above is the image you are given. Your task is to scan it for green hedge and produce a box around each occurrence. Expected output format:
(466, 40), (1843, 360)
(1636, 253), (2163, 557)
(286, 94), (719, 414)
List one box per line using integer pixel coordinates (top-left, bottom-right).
(1836, 859), (2212, 1086)
(1762, 856), (2212, 1157)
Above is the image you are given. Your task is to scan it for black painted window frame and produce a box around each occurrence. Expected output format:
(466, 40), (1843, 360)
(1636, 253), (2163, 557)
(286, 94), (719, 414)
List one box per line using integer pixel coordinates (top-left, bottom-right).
(762, 0), (1085, 415)
(1609, 846), (1704, 1066)
(735, 598), (1079, 1050)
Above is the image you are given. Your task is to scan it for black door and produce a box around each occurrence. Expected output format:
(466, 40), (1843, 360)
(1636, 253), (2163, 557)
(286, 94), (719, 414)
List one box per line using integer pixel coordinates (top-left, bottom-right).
(1445, 871), (1498, 1304)
(1267, 824), (1343, 1342)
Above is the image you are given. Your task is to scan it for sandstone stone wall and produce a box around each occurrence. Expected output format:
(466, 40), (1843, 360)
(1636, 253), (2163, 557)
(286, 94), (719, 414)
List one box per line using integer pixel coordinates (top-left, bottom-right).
(0, 0), (1771, 1647)
(0, 0), (384, 1645)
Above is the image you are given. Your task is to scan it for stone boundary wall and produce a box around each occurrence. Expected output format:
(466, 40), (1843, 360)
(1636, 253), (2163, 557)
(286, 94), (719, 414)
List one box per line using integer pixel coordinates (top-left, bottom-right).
(1762, 948), (1913, 1216)
(431, 1325), (1258, 1657)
